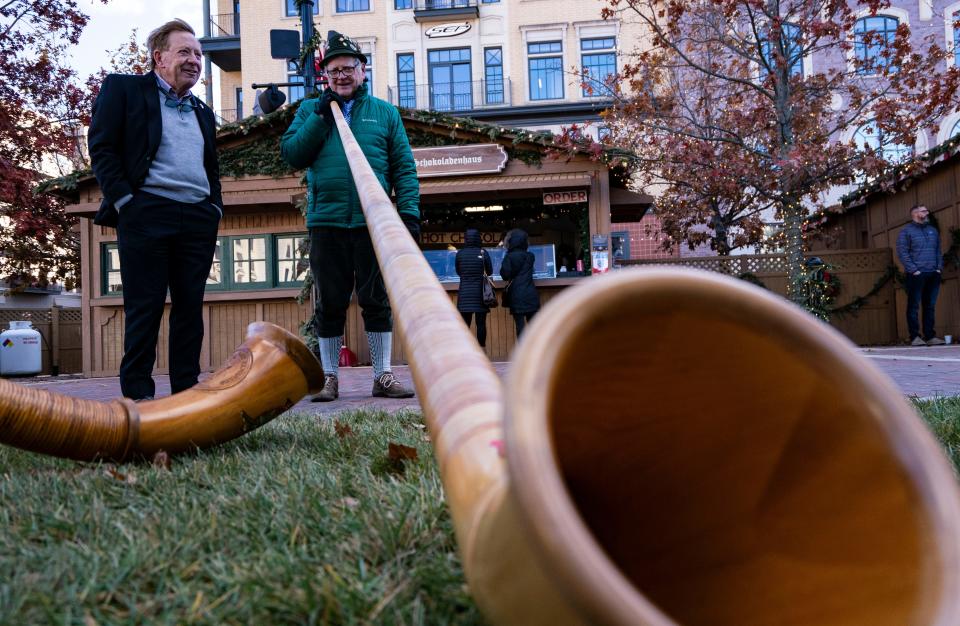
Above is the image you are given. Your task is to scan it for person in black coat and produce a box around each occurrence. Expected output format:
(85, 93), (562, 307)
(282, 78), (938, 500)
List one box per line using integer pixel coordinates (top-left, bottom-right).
(455, 228), (493, 347)
(88, 19), (222, 402)
(499, 228), (540, 337)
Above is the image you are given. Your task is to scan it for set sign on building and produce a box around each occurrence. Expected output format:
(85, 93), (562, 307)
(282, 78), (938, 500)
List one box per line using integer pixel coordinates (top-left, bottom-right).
(425, 23), (472, 38)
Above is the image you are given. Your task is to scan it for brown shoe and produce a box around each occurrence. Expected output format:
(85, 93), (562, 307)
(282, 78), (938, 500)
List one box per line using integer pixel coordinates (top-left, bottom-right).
(311, 374), (339, 402)
(372, 372), (415, 398)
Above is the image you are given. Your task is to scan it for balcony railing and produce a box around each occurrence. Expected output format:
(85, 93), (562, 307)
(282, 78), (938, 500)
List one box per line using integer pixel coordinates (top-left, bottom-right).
(415, 0), (477, 8)
(215, 109), (239, 126)
(412, 0), (479, 21)
(387, 78), (511, 112)
(209, 13), (240, 38)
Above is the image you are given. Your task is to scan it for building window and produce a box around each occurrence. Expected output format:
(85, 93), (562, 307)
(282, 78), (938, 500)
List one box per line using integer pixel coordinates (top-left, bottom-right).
(854, 15), (899, 75)
(611, 231), (629, 261)
(953, 10), (960, 67)
(527, 41), (563, 101)
(231, 237), (269, 288)
(276, 235), (309, 286)
(285, 0), (319, 17)
(336, 0), (369, 12)
(207, 239), (224, 289)
(364, 52), (374, 93)
(853, 120), (912, 163)
(482, 0), (500, 3)
(760, 23), (803, 78)
(287, 60), (305, 102)
(580, 37), (616, 96)
(952, 118), (960, 138)
(102, 244), (123, 295)
(484, 47), (503, 104)
(396, 0), (413, 8)
(397, 53), (417, 108)
(428, 47), (472, 111)
(235, 87), (243, 120)
(598, 125), (611, 141)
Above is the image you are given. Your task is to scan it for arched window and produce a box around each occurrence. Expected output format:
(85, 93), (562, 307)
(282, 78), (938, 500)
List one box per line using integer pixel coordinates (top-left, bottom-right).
(951, 117), (960, 138)
(853, 120), (912, 162)
(854, 15), (900, 75)
(760, 23), (803, 78)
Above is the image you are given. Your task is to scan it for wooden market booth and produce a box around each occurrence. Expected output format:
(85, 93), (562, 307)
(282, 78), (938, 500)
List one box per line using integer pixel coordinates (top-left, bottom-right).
(54, 109), (650, 376)
(813, 135), (960, 343)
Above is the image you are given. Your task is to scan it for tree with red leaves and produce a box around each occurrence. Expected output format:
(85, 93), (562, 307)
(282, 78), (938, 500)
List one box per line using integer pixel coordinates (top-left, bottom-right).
(0, 0), (107, 290)
(571, 0), (960, 304)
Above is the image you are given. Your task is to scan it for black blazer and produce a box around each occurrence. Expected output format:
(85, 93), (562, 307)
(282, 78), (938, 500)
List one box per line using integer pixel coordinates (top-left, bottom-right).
(88, 72), (222, 227)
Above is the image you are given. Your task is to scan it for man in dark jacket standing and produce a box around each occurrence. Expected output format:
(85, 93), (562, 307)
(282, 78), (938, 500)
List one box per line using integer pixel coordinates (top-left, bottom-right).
(896, 205), (945, 346)
(500, 229), (540, 338)
(281, 31), (419, 402)
(88, 19), (222, 401)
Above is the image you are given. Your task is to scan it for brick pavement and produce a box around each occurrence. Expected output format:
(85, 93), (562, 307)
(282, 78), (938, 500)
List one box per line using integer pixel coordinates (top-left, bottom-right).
(5, 344), (958, 416)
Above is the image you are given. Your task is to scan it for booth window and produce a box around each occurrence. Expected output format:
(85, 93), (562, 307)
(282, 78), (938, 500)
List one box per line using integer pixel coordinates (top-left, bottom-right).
(397, 53), (416, 108)
(336, 0), (369, 12)
(580, 37), (616, 97)
(103, 235), (308, 296)
(528, 41), (564, 101)
(231, 237), (269, 289)
(276, 234), (308, 286)
(207, 239), (225, 290)
(101, 243), (123, 296)
(285, 0), (319, 16)
(484, 47), (504, 104)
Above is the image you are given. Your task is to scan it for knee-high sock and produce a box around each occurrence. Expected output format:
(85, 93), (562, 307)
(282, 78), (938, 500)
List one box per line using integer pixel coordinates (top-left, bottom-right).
(367, 331), (392, 378)
(319, 336), (342, 378)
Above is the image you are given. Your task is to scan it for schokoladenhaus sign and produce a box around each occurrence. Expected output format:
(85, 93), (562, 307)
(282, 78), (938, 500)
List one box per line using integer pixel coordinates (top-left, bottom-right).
(413, 144), (508, 178)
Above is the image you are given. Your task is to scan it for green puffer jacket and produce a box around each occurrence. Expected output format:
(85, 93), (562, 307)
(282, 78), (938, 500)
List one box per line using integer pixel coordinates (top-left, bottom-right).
(280, 84), (420, 229)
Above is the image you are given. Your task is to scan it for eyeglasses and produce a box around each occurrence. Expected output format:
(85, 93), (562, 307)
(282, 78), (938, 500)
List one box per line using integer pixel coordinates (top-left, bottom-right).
(325, 63), (360, 78)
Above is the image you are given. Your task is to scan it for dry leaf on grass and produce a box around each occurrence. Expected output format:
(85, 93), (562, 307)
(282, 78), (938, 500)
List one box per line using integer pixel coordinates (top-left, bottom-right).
(334, 420), (354, 439)
(152, 450), (171, 470)
(388, 442), (418, 461)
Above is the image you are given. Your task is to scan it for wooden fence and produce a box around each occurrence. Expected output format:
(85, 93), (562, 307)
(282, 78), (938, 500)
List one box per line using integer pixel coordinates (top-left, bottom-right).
(0, 307), (83, 375)
(621, 248), (897, 345)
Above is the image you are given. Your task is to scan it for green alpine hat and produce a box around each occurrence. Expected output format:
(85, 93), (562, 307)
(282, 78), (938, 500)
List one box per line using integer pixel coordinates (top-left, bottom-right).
(322, 30), (367, 66)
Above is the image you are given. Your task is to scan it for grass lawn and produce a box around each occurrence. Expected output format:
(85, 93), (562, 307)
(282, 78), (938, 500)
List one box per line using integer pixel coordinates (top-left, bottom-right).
(1, 400), (959, 625)
(0, 409), (482, 625)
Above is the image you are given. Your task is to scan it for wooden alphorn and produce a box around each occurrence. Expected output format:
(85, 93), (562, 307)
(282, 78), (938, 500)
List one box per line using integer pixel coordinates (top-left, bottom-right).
(331, 100), (960, 626)
(0, 322), (323, 461)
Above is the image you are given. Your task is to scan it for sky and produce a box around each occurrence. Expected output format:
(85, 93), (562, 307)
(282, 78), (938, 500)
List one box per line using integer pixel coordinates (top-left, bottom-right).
(68, 0), (205, 90)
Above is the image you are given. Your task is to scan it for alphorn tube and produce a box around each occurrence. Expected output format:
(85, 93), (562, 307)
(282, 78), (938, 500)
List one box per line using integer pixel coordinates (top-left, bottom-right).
(331, 102), (960, 625)
(0, 322), (323, 461)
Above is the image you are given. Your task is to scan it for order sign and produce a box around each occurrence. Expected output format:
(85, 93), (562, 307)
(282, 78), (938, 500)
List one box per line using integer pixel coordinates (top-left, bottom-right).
(543, 190), (588, 205)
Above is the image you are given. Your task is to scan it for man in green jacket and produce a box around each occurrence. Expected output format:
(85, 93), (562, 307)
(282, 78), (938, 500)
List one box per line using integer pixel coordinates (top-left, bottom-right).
(281, 31), (419, 402)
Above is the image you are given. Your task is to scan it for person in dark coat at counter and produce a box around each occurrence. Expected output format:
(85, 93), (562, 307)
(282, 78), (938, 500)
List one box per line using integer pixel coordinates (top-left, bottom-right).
(500, 228), (540, 337)
(455, 229), (494, 347)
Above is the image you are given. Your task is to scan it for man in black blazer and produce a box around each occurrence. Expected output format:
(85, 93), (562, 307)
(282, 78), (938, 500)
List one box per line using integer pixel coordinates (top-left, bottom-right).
(88, 19), (222, 401)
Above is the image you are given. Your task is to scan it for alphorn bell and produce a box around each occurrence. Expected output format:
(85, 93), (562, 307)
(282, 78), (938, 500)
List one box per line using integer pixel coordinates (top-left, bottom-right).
(329, 101), (960, 625)
(0, 322), (323, 461)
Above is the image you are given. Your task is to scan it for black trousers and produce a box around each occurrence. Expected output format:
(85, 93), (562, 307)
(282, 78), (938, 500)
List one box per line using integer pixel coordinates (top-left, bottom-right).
(116, 191), (219, 399)
(309, 226), (392, 338)
(460, 311), (488, 347)
(905, 271), (941, 340)
(513, 312), (536, 337)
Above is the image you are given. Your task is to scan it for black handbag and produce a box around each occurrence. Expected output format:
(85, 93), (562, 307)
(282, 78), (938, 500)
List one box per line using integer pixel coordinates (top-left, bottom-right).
(482, 274), (498, 308)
